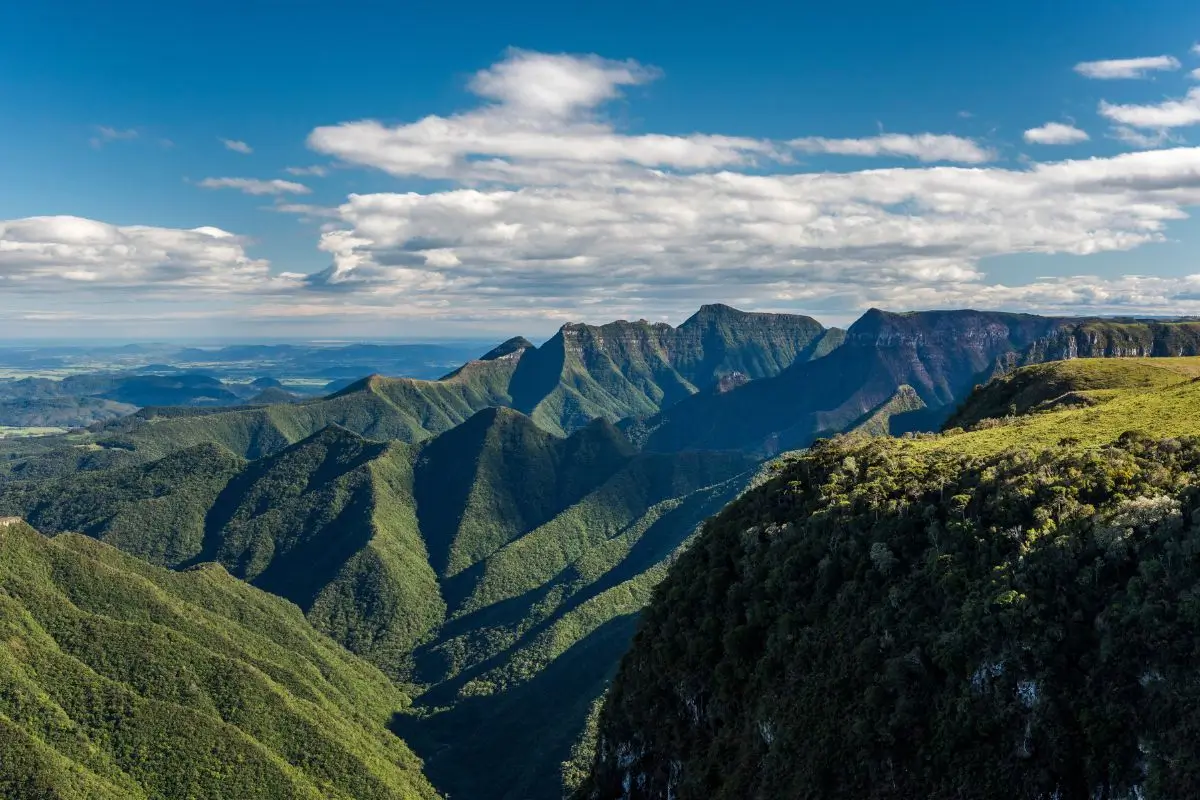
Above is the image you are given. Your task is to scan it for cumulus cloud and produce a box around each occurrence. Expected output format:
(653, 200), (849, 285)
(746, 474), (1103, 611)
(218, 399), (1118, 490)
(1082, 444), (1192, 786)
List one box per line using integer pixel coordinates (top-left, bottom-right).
(285, 165), (329, 177)
(90, 126), (139, 149)
(789, 133), (993, 163)
(308, 49), (995, 183)
(1100, 87), (1200, 129)
(467, 49), (659, 117)
(297, 146), (1200, 323)
(1074, 55), (1181, 79)
(309, 49), (788, 179)
(198, 177), (311, 195)
(1023, 122), (1089, 145)
(0, 216), (287, 293)
(221, 138), (253, 154)
(32, 49), (1200, 330)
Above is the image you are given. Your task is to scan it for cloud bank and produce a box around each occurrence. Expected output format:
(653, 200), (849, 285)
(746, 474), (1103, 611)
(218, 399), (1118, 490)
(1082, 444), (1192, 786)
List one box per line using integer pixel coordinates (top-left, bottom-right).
(0, 216), (284, 291)
(15, 48), (1200, 333)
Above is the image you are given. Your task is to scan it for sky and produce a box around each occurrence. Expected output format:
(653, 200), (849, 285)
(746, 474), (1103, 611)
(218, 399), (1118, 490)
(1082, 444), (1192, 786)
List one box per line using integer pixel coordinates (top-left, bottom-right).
(5, 0), (1200, 341)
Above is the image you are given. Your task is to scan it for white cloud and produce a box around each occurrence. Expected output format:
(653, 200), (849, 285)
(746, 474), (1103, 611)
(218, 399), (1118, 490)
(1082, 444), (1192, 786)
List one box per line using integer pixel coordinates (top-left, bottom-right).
(1193, 43), (1200, 56)
(285, 165), (329, 177)
(221, 138), (253, 154)
(298, 146), (1200, 324)
(1109, 126), (1180, 149)
(1100, 87), (1200, 129)
(789, 133), (993, 163)
(29, 50), (1200, 331)
(309, 49), (781, 179)
(467, 48), (659, 118)
(1190, 67), (1200, 80)
(198, 177), (311, 195)
(90, 126), (139, 149)
(309, 49), (992, 181)
(0, 216), (285, 292)
(1023, 122), (1089, 145)
(289, 50), (1200, 324)
(1074, 55), (1181, 79)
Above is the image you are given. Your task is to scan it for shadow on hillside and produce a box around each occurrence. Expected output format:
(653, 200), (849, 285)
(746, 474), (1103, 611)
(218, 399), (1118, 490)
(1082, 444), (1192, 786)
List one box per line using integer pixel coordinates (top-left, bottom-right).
(393, 615), (637, 800)
(410, 479), (739, 694)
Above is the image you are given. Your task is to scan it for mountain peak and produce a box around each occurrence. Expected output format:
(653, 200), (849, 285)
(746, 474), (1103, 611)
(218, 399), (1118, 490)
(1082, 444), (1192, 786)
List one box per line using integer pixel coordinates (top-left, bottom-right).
(480, 336), (535, 361)
(694, 302), (746, 318)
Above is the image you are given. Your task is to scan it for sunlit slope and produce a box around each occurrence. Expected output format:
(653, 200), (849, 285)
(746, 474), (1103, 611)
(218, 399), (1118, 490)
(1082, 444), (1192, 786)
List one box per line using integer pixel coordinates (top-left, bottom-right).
(102, 367), (520, 461)
(945, 356), (1200, 429)
(0, 520), (437, 800)
(925, 357), (1200, 457)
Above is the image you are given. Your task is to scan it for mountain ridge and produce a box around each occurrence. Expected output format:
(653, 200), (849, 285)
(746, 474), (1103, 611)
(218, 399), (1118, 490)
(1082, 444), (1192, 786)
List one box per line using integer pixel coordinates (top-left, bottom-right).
(634, 310), (1200, 455)
(0, 519), (438, 799)
(0, 406), (762, 800)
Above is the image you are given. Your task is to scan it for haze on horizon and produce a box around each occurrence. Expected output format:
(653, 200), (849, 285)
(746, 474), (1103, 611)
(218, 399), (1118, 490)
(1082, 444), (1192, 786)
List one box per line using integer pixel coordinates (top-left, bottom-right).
(4, 0), (1200, 340)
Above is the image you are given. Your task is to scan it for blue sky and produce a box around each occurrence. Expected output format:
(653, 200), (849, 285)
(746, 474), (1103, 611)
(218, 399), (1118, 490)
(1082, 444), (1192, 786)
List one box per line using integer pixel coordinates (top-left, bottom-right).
(4, 0), (1200, 340)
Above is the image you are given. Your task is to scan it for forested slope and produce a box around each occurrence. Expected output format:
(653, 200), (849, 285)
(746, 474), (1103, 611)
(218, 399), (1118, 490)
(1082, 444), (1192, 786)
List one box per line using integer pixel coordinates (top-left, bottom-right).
(0, 519), (437, 800)
(0, 409), (760, 800)
(583, 358), (1200, 799)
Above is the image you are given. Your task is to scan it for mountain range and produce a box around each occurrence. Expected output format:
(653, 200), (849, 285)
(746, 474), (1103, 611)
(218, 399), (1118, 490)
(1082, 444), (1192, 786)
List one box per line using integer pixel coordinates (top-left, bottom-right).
(8, 305), (1200, 799)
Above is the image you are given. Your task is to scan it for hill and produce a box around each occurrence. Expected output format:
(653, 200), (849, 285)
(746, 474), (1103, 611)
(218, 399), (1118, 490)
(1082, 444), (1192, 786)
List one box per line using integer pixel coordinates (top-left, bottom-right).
(945, 357), (1200, 429)
(248, 386), (302, 404)
(0, 519), (437, 799)
(0, 411), (760, 800)
(0, 396), (137, 428)
(633, 312), (1200, 455)
(582, 358), (1200, 799)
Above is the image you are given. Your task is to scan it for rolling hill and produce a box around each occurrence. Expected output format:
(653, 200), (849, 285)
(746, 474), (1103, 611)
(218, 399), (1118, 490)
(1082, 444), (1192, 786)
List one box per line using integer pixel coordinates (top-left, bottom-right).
(582, 357), (1200, 799)
(943, 356), (1200, 429)
(0, 518), (437, 800)
(0, 410), (760, 800)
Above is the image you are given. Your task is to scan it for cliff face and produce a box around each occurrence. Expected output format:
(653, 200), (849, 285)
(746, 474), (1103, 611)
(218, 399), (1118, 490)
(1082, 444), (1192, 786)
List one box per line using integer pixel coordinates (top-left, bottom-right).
(638, 309), (1066, 454)
(1021, 320), (1200, 362)
(507, 305), (831, 435)
(637, 312), (1200, 455)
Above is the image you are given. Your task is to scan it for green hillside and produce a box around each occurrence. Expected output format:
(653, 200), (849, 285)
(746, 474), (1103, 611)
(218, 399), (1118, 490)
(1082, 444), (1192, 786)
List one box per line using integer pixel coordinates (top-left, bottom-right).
(945, 357), (1200, 429)
(0, 519), (437, 800)
(926, 359), (1200, 458)
(0, 443), (246, 566)
(0, 410), (759, 800)
(583, 358), (1200, 799)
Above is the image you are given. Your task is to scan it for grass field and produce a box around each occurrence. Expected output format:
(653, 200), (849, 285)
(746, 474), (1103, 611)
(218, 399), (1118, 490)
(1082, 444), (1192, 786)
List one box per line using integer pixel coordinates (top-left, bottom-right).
(913, 357), (1200, 458)
(0, 426), (70, 438)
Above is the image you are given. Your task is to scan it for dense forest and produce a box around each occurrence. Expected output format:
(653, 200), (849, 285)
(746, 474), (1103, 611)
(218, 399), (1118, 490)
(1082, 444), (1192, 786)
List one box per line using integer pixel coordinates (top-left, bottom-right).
(582, 360), (1200, 799)
(0, 519), (436, 799)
